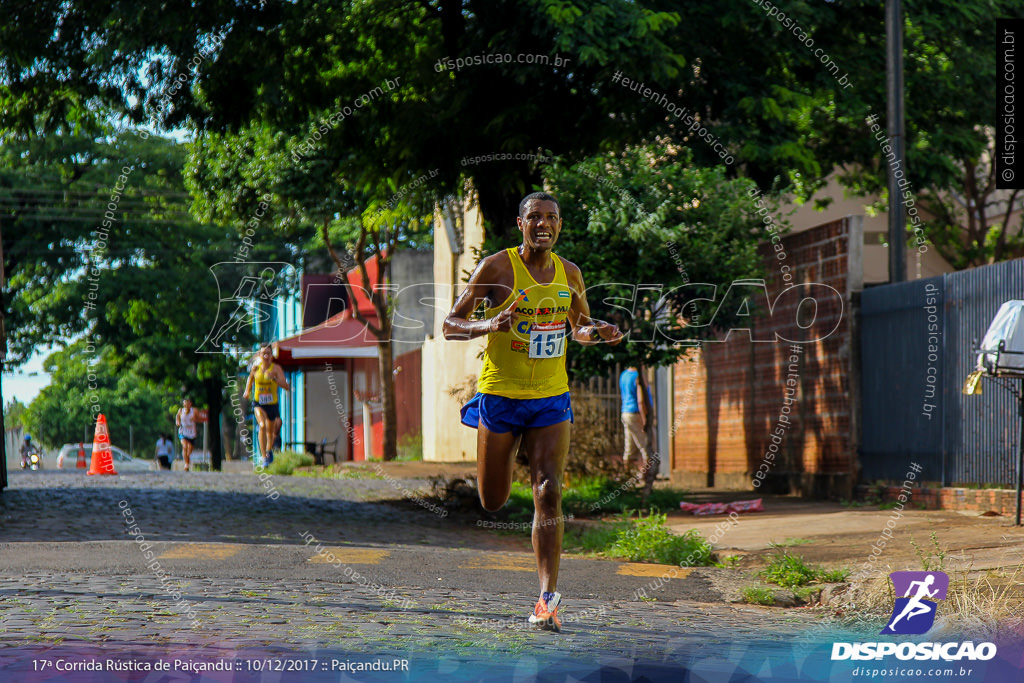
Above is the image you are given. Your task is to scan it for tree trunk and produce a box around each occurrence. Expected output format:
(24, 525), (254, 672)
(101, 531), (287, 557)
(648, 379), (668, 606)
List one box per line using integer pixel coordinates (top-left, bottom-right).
(637, 364), (658, 504)
(377, 325), (398, 461)
(204, 376), (224, 471)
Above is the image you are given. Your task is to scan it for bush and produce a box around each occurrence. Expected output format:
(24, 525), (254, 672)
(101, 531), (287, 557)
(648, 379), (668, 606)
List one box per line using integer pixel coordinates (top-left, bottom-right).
(608, 512), (713, 566)
(264, 449), (314, 476)
(568, 516), (633, 554)
(759, 551), (819, 588)
(759, 549), (849, 588)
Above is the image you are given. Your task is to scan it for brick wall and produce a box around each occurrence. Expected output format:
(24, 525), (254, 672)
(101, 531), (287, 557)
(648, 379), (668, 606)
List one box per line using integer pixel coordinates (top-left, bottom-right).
(671, 218), (857, 497)
(864, 484), (1024, 517)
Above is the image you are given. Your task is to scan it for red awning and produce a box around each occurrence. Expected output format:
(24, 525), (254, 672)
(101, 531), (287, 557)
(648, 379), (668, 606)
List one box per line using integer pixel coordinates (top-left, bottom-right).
(275, 311), (380, 367)
(275, 256), (386, 367)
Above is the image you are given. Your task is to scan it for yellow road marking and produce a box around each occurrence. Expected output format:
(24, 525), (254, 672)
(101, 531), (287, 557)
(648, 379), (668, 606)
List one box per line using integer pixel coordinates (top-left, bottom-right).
(616, 564), (693, 578)
(158, 544), (242, 560)
(459, 554), (536, 572)
(308, 547), (390, 564)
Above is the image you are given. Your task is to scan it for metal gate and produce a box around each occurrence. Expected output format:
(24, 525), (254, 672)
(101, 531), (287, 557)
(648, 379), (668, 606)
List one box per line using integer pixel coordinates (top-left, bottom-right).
(860, 258), (1024, 485)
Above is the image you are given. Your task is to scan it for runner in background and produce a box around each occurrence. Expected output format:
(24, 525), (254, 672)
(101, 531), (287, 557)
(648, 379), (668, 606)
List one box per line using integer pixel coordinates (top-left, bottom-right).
(243, 343), (291, 468)
(175, 398), (198, 471)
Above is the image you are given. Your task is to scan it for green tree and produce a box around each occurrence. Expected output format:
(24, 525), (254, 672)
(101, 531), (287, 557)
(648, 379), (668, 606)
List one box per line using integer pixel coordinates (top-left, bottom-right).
(22, 342), (177, 453)
(1, 128), (256, 469)
(4, 397), (27, 429)
(1, 1), (689, 243)
(6, 1), (1021, 267)
(544, 145), (768, 377)
(186, 126), (434, 460)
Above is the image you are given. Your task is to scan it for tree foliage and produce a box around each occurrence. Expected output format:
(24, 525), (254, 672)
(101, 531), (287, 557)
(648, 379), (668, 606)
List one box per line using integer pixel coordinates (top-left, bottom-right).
(1, 129), (254, 467)
(22, 342), (177, 453)
(7, 0), (1021, 269)
(546, 145), (769, 377)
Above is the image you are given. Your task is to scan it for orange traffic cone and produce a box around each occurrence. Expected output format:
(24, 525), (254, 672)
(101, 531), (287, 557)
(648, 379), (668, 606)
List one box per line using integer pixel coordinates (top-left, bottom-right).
(76, 442), (87, 468)
(87, 414), (119, 476)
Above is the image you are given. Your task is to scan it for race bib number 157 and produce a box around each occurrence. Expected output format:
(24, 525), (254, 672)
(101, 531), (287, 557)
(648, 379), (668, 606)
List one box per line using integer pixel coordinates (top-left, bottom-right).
(529, 321), (567, 359)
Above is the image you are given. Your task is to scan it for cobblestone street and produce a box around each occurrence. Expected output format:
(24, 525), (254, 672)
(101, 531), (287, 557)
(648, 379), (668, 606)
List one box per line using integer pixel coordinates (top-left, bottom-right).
(1, 469), (1021, 682)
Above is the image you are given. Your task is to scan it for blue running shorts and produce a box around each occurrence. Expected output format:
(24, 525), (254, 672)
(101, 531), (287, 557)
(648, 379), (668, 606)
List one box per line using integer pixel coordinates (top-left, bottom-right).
(460, 392), (573, 436)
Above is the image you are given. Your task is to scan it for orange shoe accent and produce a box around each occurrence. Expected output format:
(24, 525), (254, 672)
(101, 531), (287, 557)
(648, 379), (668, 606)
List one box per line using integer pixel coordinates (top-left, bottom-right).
(87, 414), (119, 476)
(528, 593), (562, 632)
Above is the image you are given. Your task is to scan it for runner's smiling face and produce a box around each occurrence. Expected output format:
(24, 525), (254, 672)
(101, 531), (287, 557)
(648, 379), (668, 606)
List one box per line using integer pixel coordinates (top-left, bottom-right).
(517, 199), (562, 250)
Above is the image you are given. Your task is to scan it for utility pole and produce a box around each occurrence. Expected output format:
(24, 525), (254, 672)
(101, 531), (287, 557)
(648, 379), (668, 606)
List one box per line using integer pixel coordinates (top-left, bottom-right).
(886, 0), (907, 283)
(1, 222), (8, 492)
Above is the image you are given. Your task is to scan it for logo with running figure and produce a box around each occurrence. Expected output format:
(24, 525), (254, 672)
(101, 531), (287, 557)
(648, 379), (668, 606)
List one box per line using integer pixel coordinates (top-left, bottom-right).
(881, 571), (949, 635)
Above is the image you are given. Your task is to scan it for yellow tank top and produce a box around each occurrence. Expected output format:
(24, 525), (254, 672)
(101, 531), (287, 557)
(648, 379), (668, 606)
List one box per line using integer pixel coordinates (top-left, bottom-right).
(254, 364), (278, 405)
(477, 248), (572, 399)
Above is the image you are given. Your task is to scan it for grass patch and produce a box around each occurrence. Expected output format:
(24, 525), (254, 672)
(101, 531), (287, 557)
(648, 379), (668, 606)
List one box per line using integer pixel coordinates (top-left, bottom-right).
(760, 551), (819, 588)
(562, 511), (714, 566)
(741, 587), (776, 605)
(821, 568), (851, 583)
(503, 475), (688, 518)
(293, 465), (384, 480)
(760, 549), (849, 588)
(566, 513), (716, 566)
(396, 434), (423, 461)
(566, 516), (632, 554)
(263, 449), (315, 476)
(715, 555), (743, 569)
(609, 512), (712, 566)
(770, 538), (813, 547)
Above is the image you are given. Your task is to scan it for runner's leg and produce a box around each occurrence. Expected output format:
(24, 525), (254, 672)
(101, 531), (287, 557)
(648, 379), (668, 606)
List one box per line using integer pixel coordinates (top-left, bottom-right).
(181, 438), (192, 469)
(270, 417), (283, 460)
(476, 425), (522, 511)
(254, 407), (270, 460)
(524, 420), (571, 595)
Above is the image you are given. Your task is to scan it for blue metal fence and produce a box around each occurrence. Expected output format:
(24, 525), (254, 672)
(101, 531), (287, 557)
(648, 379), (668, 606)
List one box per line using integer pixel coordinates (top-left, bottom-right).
(860, 259), (1024, 485)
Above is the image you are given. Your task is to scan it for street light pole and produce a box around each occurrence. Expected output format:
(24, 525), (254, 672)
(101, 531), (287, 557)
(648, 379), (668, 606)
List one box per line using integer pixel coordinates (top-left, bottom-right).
(0, 222), (7, 492)
(886, 0), (907, 283)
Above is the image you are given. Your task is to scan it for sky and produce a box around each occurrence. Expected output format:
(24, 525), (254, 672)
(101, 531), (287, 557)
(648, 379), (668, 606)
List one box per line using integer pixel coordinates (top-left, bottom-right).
(3, 350), (51, 406)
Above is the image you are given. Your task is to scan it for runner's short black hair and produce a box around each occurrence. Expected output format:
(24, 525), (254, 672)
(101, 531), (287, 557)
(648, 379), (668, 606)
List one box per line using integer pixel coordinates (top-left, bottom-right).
(519, 192), (560, 217)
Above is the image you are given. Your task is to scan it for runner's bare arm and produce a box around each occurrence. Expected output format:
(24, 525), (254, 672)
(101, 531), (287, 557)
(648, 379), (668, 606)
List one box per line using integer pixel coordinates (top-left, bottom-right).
(564, 261), (623, 346)
(273, 364), (291, 391)
(443, 256), (515, 340)
(242, 370), (255, 400)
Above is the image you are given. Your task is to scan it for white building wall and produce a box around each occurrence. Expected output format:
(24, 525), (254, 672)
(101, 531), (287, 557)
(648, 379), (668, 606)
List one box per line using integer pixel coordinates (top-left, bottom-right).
(422, 194), (488, 462)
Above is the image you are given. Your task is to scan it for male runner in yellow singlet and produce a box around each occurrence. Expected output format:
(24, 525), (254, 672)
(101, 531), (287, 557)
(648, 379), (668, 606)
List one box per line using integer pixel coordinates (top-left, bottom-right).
(243, 344), (291, 468)
(443, 192), (622, 631)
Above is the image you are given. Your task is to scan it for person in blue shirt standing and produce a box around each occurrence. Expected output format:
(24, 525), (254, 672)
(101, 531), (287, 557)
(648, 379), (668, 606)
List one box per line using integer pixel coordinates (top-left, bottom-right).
(619, 366), (651, 472)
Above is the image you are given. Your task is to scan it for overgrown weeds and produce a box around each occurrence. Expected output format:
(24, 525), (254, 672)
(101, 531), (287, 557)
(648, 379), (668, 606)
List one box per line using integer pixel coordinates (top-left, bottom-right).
(760, 548), (849, 588)
(829, 535), (1024, 640)
(263, 449), (314, 476)
(566, 511), (714, 566)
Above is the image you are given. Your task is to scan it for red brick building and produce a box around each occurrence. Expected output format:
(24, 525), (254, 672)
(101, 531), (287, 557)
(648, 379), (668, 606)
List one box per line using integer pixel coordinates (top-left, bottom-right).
(670, 217), (863, 497)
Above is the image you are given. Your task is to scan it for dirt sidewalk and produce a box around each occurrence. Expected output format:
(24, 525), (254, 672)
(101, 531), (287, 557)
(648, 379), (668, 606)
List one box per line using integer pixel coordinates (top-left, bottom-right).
(317, 461), (1024, 577)
(664, 493), (1024, 578)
